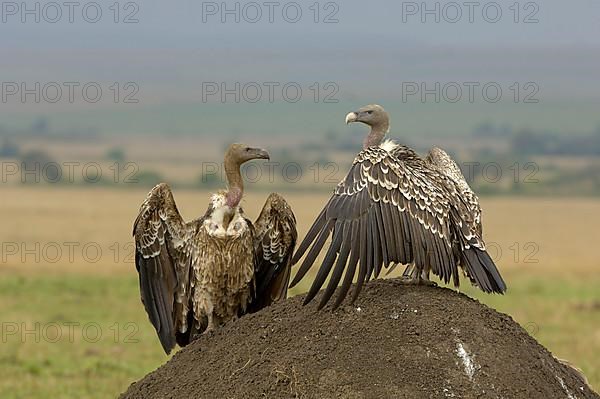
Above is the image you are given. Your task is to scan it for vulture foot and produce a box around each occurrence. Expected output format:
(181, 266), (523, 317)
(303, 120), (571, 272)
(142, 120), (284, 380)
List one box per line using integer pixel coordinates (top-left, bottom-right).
(400, 275), (438, 287)
(203, 321), (217, 336)
(190, 331), (204, 342)
(203, 329), (216, 337)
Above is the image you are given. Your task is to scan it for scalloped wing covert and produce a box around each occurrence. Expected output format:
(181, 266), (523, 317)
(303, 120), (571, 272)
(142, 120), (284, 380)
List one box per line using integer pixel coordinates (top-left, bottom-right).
(291, 145), (506, 309)
(133, 183), (203, 354)
(249, 193), (297, 312)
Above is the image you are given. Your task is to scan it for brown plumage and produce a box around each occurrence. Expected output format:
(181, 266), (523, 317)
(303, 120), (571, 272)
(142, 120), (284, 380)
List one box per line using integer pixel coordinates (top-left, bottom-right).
(133, 144), (297, 354)
(402, 146), (485, 283)
(290, 104), (506, 310)
(426, 147), (482, 235)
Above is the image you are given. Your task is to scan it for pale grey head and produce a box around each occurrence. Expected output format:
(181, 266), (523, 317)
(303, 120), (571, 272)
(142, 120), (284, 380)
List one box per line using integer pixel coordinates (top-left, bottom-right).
(345, 104), (390, 149)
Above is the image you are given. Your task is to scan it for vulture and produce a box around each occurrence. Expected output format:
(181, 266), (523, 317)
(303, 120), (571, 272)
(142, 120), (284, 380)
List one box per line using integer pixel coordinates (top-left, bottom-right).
(290, 104), (506, 309)
(133, 143), (297, 354)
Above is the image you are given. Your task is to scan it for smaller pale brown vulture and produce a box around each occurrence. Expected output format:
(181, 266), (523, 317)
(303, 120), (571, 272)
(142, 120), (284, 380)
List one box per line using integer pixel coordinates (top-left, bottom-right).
(290, 104), (506, 310)
(133, 143), (297, 354)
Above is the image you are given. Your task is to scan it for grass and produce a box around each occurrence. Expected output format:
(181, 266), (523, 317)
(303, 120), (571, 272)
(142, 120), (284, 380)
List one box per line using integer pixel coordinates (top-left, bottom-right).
(0, 270), (598, 398)
(0, 273), (162, 399)
(1, 187), (599, 397)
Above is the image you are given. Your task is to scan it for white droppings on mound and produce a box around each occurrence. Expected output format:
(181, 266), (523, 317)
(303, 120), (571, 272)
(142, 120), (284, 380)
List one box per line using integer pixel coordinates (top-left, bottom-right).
(456, 341), (478, 381)
(558, 375), (579, 399)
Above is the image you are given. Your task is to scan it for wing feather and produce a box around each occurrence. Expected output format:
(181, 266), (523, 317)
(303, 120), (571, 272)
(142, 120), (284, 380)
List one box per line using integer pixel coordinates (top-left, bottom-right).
(334, 219), (360, 309)
(249, 193), (297, 312)
(370, 208), (383, 279)
(319, 221), (353, 309)
(289, 219), (334, 287)
(304, 220), (344, 305)
(351, 215), (369, 303)
(133, 183), (199, 354)
(291, 145), (506, 308)
(423, 147), (506, 291)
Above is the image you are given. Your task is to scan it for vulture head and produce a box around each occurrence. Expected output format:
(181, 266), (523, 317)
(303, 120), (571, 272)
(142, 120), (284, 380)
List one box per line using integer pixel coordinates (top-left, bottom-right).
(345, 104), (389, 131)
(225, 143), (270, 165)
(345, 104), (391, 148)
(224, 143), (270, 208)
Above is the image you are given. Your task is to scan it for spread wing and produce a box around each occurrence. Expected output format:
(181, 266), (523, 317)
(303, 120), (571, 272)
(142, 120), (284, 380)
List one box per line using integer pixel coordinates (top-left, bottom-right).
(133, 183), (202, 354)
(401, 147), (488, 287)
(248, 193), (297, 312)
(290, 145), (506, 310)
(425, 147), (482, 235)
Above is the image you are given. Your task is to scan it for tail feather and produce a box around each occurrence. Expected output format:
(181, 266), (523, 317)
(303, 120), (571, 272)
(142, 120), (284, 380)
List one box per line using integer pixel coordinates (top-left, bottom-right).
(463, 248), (506, 294)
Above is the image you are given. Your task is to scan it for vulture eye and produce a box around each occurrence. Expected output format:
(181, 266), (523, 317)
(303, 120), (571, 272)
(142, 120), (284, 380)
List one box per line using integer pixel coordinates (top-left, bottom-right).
(245, 147), (251, 151)
(367, 110), (373, 115)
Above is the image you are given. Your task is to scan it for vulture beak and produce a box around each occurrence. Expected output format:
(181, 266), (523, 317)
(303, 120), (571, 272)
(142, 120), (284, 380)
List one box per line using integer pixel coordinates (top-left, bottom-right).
(345, 112), (358, 125)
(251, 148), (270, 160)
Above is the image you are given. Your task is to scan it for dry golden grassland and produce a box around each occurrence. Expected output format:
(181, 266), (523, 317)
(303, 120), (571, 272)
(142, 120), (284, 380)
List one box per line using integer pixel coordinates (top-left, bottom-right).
(2, 186), (599, 273)
(0, 186), (599, 398)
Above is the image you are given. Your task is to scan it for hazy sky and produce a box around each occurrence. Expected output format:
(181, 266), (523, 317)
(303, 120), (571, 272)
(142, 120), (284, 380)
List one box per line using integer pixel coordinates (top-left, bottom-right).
(1, 1), (599, 135)
(2, 0), (600, 49)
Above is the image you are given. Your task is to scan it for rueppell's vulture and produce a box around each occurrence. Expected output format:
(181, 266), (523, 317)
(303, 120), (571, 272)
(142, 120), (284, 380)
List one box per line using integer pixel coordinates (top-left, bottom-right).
(290, 104), (506, 309)
(133, 143), (297, 353)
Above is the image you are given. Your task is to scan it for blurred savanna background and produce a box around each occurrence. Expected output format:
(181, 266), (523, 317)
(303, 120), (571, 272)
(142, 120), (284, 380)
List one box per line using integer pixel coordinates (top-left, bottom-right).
(1, 0), (600, 397)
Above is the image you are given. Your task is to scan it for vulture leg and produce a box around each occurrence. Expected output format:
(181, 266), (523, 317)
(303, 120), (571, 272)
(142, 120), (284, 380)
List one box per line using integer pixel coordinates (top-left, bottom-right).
(189, 314), (209, 342)
(418, 273), (437, 287)
(206, 309), (216, 333)
(401, 265), (437, 287)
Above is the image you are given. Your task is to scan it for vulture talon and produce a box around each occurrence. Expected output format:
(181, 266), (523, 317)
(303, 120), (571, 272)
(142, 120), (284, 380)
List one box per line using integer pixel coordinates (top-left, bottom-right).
(422, 279), (438, 287)
(190, 331), (204, 342)
(203, 328), (216, 337)
(400, 274), (438, 287)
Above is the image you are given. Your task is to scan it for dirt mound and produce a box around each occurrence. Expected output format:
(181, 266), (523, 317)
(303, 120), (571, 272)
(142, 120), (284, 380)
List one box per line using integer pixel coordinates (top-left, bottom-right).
(121, 279), (598, 399)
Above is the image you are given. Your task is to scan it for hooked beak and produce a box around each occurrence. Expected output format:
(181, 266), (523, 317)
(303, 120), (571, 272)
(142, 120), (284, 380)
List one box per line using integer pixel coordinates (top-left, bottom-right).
(252, 148), (270, 160)
(345, 111), (358, 125)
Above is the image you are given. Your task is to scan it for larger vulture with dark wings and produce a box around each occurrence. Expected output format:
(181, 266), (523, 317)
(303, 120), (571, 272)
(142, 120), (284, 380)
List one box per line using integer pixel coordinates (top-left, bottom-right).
(290, 105), (506, 309)
(133, 144), (297, 353)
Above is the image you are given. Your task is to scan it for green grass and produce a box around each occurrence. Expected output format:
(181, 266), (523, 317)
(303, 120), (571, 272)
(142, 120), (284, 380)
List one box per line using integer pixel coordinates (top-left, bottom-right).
(0, 274), (166, 399)
(0, 270), (598, 398)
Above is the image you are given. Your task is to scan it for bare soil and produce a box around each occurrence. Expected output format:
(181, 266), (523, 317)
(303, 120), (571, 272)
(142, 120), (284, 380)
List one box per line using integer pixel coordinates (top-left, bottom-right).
(120, 279), (598, 399)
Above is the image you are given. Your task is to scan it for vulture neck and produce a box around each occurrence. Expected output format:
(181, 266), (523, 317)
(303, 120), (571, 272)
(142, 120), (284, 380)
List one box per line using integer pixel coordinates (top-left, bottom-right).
(224, 158), (243, 208)
(363, 122), (390, 149)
